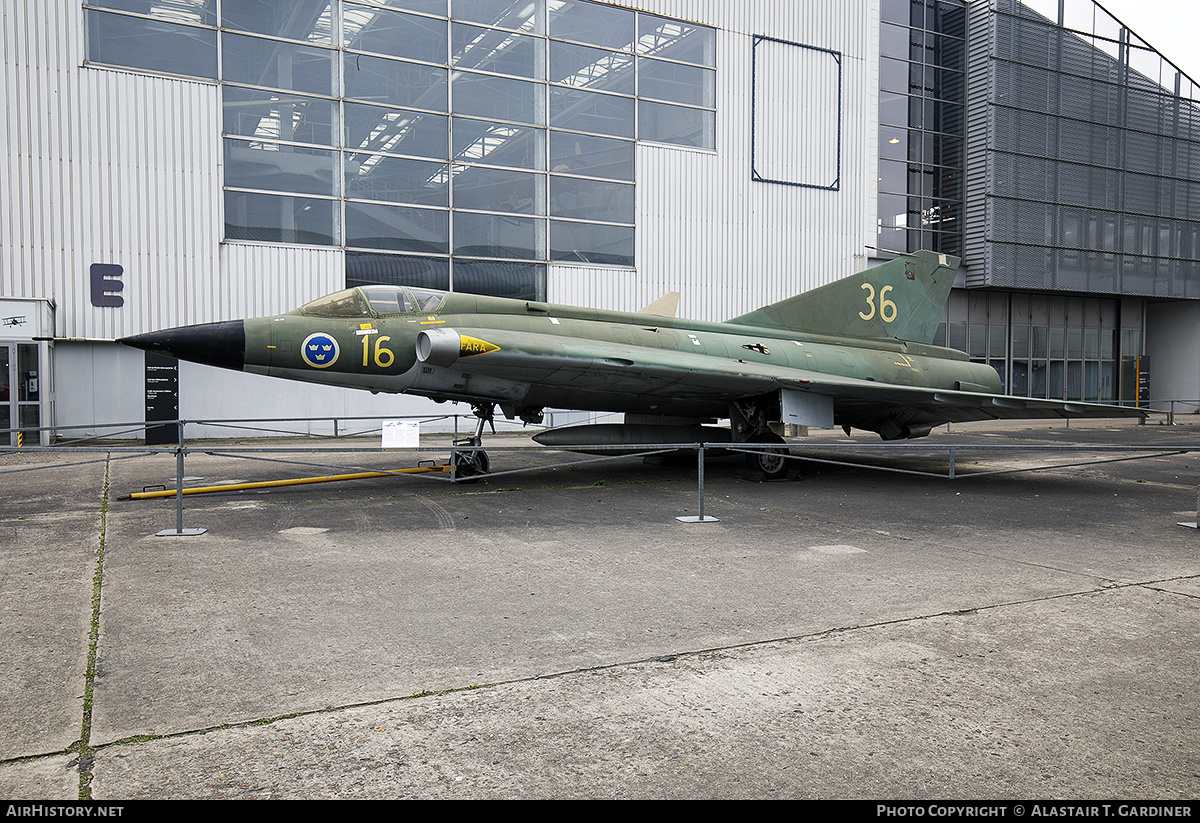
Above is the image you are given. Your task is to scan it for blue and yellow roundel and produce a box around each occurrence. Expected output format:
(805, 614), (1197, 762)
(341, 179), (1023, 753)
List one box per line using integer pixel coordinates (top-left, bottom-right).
(301, 332), (339, 369)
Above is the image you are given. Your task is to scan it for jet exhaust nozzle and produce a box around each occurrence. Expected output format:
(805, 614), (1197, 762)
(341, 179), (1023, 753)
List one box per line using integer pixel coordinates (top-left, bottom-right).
(118, 320), (246, 371)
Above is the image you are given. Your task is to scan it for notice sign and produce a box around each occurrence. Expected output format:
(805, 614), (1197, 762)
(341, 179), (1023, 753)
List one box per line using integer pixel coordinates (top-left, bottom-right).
(1137, 355), (1151, 407)
(382, 420), (420, 449)
(145, 351), (179, 445)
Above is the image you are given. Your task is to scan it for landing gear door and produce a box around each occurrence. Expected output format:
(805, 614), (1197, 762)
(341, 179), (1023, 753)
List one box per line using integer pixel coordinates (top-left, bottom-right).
(781, 389), (834, 429)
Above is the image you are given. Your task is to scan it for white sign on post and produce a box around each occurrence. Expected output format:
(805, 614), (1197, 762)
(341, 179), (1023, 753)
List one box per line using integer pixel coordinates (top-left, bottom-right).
(381, 420), (420, 449)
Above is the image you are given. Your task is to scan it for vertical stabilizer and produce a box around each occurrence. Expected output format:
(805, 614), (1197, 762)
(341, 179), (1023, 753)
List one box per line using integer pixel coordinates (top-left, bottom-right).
(725, 251), (959, 344)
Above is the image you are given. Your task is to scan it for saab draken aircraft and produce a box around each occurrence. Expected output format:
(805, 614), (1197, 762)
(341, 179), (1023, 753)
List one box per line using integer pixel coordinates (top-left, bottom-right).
(120, 251), (1144, 477)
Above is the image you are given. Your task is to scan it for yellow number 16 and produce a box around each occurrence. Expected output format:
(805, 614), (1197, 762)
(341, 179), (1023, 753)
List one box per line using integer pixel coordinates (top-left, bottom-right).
(859, 284), (897, 323)
(361, 335), (395, 368)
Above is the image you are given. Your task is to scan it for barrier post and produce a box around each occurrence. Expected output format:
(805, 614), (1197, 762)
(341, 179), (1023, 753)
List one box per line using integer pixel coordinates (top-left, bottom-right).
(676, 444), (719, 523)
(156, 419), (206, 536)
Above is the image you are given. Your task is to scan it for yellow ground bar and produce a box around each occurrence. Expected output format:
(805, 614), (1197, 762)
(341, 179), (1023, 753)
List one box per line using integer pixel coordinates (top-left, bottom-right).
(128, 465), (451, 499)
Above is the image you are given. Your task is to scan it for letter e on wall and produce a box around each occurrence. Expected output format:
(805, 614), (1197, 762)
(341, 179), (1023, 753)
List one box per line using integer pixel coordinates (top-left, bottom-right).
(90, 263), (125, 307)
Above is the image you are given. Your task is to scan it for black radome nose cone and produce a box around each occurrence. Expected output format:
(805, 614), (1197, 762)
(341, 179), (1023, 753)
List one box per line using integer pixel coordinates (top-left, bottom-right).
(119, 320), (246, 371)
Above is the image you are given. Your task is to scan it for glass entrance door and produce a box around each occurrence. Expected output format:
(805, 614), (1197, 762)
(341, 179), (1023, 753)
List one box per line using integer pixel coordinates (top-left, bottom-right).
(1, 342), (40, 446)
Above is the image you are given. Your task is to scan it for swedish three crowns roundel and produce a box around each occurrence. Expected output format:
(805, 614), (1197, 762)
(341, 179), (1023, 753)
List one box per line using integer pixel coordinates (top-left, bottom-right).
(301, 332), (339, 369)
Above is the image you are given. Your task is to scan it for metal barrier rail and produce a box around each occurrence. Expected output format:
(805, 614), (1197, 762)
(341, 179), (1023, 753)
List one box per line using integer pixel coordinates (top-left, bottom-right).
(2, 415), (1198, 534)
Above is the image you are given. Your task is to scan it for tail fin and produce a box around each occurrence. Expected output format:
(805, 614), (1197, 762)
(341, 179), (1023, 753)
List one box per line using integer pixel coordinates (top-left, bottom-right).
(726, 250), (959, 344)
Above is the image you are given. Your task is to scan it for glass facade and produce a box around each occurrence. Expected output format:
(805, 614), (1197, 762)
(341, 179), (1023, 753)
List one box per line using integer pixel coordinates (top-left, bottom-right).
(878, 0), (966, 256)
(84, 0), (717, 299)
(934, 291), (1140, 402)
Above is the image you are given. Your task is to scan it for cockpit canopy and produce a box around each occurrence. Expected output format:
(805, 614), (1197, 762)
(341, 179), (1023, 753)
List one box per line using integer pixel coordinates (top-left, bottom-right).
(300, 286), (446, 317)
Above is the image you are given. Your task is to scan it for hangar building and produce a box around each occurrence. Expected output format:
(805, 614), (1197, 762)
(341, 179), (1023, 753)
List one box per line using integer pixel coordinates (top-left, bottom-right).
(2, 0), (1198, 443)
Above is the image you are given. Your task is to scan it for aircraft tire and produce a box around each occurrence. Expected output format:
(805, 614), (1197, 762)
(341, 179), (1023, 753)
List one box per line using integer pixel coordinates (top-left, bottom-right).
(744, 432), (790, 480)
(455, 449), (490, 482)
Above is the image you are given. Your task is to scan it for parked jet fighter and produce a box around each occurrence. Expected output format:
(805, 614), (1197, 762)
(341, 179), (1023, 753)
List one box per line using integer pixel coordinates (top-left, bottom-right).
(119, 250), (1144, 477)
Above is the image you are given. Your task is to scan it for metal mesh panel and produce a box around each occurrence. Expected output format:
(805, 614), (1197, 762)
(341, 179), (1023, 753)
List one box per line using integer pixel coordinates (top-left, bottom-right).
(968, 0), (1200, 297)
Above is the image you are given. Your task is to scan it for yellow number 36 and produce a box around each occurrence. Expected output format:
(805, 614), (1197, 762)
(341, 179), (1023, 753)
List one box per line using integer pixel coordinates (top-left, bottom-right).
(859, 284), (898, 323)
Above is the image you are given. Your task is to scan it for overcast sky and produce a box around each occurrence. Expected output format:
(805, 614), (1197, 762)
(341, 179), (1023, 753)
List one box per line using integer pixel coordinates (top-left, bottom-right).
(1095, 0), (1200, 82)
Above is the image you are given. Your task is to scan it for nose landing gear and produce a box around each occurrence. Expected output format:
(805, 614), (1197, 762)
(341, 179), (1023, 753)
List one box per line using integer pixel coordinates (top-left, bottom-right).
(453, 403), (494, 480)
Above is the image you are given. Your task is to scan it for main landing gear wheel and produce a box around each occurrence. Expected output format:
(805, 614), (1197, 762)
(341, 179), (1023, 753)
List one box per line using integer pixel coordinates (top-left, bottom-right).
(744, 432), (790, 480)
(455, 449), (490, 479)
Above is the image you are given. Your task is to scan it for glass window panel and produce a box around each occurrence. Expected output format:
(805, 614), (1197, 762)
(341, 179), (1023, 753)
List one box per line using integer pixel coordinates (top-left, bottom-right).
(638, 100), (714, 149)
(224, 138), (337, 196)
(18, 404), (39, 431)
(345, 153), (449, 206)
(550, 220), (634, 266)
(1101, 329), (1115, 360)
(453, 0), (541, 34)
(878, 193), (909, 231)
(879, 91), (908, 127)
(452, 119), (545, 169)
(988, 325), (1006, 358)
(343, 5), (447, 63)
(222, 32), (335, 96)
(346, 250), (450, 291)
(878, 159), (908, 195)
(345, 201), (449, 253)
(224, 191), (336, 245)
(452, 22), (544, 79)
(1049, 327), (1065, 359)
(17, 345), (38, 403)
(90, 0), (216, 26)
(452, 165), (543, 214)
(550, 42), (635, 94)
(549, 0), (634, 50)
(348, 1), (447, 17)
(452, 72), (544, 125)
(1023, 327), (1047, 362)
(344, 54), (448, 111)
(453, 212), (543, 258)
(550, 132), (634, 180)
(877, 225), (908, 254)
(452, 259), (545, 300)
(638, 57), (714, 107)
(1100, 361), (1116, 402)
(880, 0), (915, 26)
(947, 323), (966, 352)
(223, 87), (337, 146)
(968, 324), (986, 357)
(636, 14), (715, 68)
(880, 127), (907, 161)
(1012, 325), (1030, 359)
(1066, 327), (1083, 359)
(880, 57), (910, 94)
(879, 21), (909, 59)
(549, 177), (633, 223)
(344, 104), (447, 158)
(222, 0), (333, 44)
(550, 87), (634, 138)
(86, 9), (217, 80)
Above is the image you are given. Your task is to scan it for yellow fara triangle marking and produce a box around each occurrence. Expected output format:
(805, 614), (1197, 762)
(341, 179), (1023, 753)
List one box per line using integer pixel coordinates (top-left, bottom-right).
(458, 335), (500, 357)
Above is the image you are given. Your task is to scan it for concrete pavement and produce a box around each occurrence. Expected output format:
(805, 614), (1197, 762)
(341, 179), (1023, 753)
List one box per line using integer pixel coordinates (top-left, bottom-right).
(1, 417), (1199, 798)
